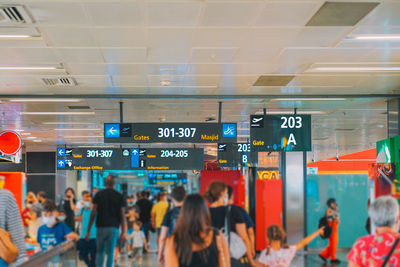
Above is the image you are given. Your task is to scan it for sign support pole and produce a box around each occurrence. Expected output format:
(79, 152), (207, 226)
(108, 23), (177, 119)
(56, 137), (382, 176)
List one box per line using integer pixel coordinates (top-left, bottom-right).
(218, 101), (222, 123)
(119, 101), (124, 123)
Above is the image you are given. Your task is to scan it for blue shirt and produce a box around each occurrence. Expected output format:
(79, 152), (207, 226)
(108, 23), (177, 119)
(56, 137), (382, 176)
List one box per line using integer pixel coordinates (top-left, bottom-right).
(37, 222), (72, 250)
(78, 208), (97, 239)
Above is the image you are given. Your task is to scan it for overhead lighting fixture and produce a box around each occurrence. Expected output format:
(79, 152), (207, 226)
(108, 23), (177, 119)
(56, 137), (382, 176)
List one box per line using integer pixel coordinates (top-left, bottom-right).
(0, 35), (41, 39)
(61, 135), (103, 139)
(33, 140), (42, 142)
(23, 136), (37, 140)
(8, 99), (83, 103)
(255, 110), (327, 115)
(346, 34), (400, 41)
(55, 128), (102, 131)
(160, 79), (171, 86)
(43, 122), (97, 125)
(307, 67), (400, 72)
(20, 112), (95, 115)
(0, 66), (58, 70)
(21, 132), (31, 136)
(272, 98), (348, 101)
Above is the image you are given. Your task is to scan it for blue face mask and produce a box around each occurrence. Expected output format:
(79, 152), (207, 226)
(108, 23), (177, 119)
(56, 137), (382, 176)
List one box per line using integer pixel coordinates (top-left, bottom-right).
(58, 215), (66, 222)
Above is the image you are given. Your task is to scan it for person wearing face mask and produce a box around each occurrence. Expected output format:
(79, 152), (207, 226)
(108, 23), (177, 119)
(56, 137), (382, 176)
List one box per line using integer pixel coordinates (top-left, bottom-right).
(76, 192), (97, 267)
(319, 198), (340, 264)
(36, 200), (79, 252)
(28, 207), (43, 241)
(60, 188), (76, 231)
(348, 196), (400, 267)
(204, 181), (255, 267)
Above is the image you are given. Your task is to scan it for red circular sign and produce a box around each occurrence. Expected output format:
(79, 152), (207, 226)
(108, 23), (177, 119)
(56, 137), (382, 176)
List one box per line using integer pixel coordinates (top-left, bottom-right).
(0, 131), (22, 155)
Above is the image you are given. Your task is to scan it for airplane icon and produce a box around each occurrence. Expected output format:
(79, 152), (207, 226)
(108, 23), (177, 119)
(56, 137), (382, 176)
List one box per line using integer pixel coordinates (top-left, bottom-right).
(252, 117), (263, 123)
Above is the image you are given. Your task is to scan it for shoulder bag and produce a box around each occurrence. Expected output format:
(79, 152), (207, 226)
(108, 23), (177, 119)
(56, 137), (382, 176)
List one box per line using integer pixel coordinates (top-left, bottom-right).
(0, 228), (18, 264)
(381, 236), (400, 267)
(224, 205), (247, 260)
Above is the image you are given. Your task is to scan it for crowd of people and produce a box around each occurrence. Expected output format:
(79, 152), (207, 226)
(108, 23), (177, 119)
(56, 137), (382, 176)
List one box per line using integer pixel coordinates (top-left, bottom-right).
(2, 175), (400, 266)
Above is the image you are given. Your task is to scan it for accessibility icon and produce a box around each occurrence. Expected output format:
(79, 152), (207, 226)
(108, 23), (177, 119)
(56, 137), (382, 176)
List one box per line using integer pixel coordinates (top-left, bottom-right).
(105, 124), (120, 138)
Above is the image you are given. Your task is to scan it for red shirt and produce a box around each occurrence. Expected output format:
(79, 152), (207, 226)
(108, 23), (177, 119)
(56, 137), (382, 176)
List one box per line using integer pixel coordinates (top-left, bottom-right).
(21, 208), (30, 227)
(347, 232), (400, 267)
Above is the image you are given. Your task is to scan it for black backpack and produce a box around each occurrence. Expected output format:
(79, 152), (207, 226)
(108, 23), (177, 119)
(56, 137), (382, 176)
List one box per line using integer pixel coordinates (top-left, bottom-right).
(318, 217), (332, 239)
(168, 207), (181, 236)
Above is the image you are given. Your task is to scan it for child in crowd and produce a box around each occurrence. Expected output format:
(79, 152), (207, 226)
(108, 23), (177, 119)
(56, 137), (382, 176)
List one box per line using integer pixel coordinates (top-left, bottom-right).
(127, 221), (148, 266)
(126, 206), (140, 255)
(36, 200), (79, 251)
(256, 225), (324, 267)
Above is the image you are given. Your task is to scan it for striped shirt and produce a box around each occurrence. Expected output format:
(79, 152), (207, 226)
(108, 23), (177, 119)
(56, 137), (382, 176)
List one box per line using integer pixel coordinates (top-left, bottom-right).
(0, 189), (26, 263)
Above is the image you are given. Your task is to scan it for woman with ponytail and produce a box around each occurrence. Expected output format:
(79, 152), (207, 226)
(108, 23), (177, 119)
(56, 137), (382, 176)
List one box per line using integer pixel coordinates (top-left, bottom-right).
(256, 225), (324, 267)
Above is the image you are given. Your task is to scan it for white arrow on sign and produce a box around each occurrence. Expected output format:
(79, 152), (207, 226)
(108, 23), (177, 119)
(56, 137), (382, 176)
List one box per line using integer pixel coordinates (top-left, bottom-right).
(109, 127), (117, 135)
(132, 150), (138, 155)
(58, 160), (65, 167)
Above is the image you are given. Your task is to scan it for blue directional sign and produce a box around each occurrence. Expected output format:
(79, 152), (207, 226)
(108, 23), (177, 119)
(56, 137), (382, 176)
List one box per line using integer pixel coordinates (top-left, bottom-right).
(131, 149), (139, 168)
(105, 124), (120, 138)
(57, 148), (65, 157)
(57, 159), (65, 168)
(222, 123), (237, 138)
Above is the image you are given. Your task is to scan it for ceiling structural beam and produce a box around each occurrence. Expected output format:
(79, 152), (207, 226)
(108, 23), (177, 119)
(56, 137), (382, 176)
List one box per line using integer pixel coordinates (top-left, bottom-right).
(1, 94), (400, 100)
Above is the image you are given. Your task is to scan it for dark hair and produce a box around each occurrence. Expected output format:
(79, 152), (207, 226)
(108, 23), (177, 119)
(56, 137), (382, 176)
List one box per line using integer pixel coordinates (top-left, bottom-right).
(327, 198), (336, 207)
(173, 194), (211, 265)
(105, 175), (116, 187)
(82, 190), (90, 197)
(171, 186), (186, 202)
(227, 185), (233, 200)
(266, 225), (289, 254)
(65, 187), (75, 197)
(38, 191), (47, 199)
(204, 181), (227, 204)
(133, 220), (143, 228)
(43, 200), (58, 212)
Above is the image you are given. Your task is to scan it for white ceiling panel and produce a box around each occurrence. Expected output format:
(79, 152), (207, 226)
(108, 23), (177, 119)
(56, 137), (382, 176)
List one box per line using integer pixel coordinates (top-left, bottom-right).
(190, 47), (238, 63)
(361, 48), (400, 62)
(200, 2), (263, 27)
(111, 76), (148, 87)
(234, 46), (281, 63)
(147, 29), (194, 62)
(42, 27), (95, 47)
(28, 2), (89, 26)
(289, 27), (351, 47)
(193, 28), (247, 47)
(65, 63), (108, 75)
(0, 48), (59, 63)
(358, 2), (400, 26)
(75, 76), (112, 87)
(254, 2), (320, 26)
(84, 2), (145, 27)
(147, 2), (202, 27)
(54, 48), (103, 63)
(242, 28), (301, 48)
(91, 28), (147, 47)
(101, 48), (147, 63)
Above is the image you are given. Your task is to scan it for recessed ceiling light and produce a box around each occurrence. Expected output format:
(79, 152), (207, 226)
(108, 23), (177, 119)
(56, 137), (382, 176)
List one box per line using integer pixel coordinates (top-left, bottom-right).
(21, 133), (31, 136)
(346, 35), (400, 41)
(377, 124), (385, 128)
(20, 112), (95, 115)
(0, 66), (58, 70)
(255, 110), (327, 115)
(8, 99), (83, 103)
(23, 136), (37, 140)
(160, 79), (171, 86)
(43, 122), (97, 125)
(33, 140), (42, 142)
(55, 128), (102, 131)
(272, 98), (348, 101)
(307, 67), (400, 72)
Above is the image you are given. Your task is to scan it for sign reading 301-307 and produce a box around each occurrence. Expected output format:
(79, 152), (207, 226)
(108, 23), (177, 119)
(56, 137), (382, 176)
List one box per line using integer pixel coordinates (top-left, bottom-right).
(250, 115), (311, 151)
(104, 123), (237, 143)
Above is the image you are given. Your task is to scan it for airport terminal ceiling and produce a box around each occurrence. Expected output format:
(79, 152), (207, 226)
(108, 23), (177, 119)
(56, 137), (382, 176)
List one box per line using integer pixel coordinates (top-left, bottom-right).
(0, 0), (398, 161)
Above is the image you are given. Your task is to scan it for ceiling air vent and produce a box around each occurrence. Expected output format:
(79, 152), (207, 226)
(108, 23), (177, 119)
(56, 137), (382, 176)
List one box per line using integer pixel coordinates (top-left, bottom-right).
(335, 128), (355, 132)
(42, 77), (77, 87)
(0, 6), (33, 24)
(253, 75), (295, 87)
(68, 106), (91, 110)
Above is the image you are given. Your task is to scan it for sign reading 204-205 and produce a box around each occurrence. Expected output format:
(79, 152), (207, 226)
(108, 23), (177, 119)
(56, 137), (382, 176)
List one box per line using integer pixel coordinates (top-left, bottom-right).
(104, 123), (237, 143)
(250, 115), (311, 151)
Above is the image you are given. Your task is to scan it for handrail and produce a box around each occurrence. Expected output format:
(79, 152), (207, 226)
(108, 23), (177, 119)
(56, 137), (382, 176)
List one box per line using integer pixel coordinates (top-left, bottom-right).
(17, 240), (76, 267)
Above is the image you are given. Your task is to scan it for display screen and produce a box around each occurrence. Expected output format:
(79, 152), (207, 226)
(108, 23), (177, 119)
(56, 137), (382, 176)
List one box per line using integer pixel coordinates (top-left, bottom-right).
(250, 115), (312, 151)
(104, 123), (237, 143)
(217, 143), (258, 167)
(57, 147), (204, 170)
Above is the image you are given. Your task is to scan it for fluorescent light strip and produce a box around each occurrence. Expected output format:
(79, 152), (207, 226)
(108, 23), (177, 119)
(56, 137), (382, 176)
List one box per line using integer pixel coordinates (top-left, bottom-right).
(33, 140), (42, 142)
(255, 110), (326, 115)
(20, 112), (95, 115)
(43, 122), (97, 125)
(347, 35), (400, 40)
(0, 35), (32, 38)
(0, 67), (58, 70)
(8, 99), (83, 103)
(272, 98), (347, 101)
(61, 136), (103, 139)
(307, 67), (400, 72)
(55, 128), (102, 131)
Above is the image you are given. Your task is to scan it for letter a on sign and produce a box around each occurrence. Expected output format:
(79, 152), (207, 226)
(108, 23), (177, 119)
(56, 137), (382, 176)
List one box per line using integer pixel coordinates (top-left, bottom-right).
(287, 134), (296, 146)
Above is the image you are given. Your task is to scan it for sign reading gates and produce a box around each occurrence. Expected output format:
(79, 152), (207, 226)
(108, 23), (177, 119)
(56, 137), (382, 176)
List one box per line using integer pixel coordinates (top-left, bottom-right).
(104, 123), (237, 143)
(250, 115), (312, 151)
(217, 143), (258, 167)
(56, 147), (204, 171)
